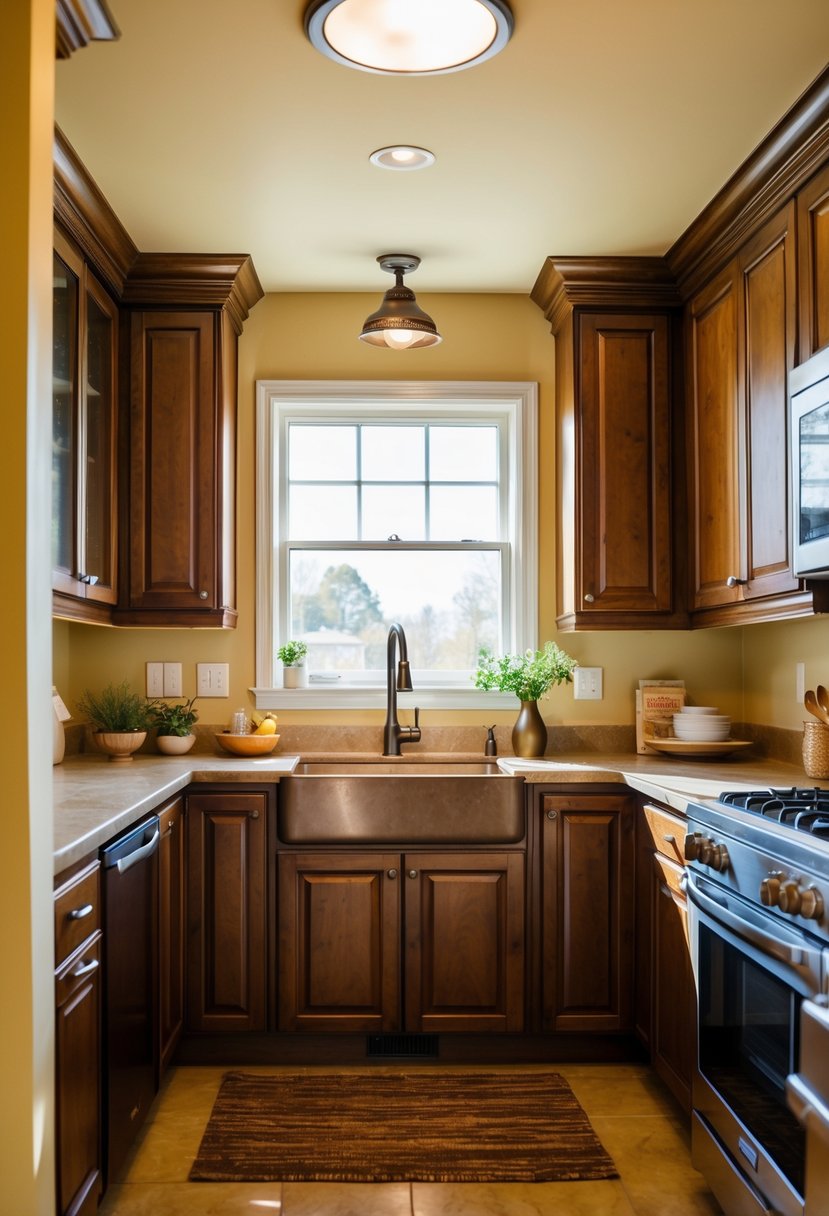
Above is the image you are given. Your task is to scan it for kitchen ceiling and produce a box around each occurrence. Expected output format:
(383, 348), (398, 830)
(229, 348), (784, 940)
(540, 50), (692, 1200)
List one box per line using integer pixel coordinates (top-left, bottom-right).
(55, 0), (829, 294)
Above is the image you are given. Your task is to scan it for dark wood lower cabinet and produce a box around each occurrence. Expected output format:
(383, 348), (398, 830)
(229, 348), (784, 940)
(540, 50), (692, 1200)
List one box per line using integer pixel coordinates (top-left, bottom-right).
(277, 850), (525, 1035)
(158, 797), (185, 1075)
(540, 792), (634, 1033)
(186, 789), (269, 1033)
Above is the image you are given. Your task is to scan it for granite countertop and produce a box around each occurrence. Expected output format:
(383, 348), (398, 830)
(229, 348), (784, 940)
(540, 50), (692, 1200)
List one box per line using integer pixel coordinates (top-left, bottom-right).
(53, 746), (810, 876)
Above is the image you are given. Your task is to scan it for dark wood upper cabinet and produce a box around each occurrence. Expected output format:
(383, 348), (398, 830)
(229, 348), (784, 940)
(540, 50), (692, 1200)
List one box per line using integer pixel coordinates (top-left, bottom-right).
(532, 258), (685, 630)
(56, 0), (119, 60)
(797, 161), (829, 364)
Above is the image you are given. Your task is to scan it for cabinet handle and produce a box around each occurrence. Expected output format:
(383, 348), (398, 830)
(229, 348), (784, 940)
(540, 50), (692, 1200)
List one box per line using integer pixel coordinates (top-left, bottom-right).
(584, 593), (595, 603)
(407, 869), (418, 879)
(69, 903), (94, 920)
(199, 590), (209, 600)
(726, 575), (748, 587)
(70, 958), (99, 979)
(663, 834), (676, 844)
(387, 868), (398, 879)
(546, 809), (557, 820)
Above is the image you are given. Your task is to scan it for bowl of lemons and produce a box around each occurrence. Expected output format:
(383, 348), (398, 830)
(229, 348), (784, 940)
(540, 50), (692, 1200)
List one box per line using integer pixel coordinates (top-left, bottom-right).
(215, 714), (280, 756)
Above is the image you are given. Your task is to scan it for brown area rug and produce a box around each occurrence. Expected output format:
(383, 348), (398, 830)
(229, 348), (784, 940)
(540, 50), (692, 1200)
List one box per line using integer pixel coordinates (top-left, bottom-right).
(189, 1070), (618, 1183)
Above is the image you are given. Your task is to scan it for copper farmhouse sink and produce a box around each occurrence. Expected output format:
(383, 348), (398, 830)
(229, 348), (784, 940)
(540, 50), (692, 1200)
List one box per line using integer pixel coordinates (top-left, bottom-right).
(278, 760), (526, 845)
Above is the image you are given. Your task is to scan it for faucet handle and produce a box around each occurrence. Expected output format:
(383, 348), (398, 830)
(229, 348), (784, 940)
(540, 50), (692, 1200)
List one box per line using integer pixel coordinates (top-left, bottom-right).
(413, 706), (420, 728)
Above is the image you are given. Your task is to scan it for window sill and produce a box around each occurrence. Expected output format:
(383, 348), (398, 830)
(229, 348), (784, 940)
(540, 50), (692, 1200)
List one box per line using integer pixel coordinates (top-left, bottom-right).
(251, 686), (520, 712)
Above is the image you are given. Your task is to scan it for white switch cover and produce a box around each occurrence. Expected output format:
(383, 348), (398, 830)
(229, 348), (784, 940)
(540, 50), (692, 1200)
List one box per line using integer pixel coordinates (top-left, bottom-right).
(796, 661), (806, 703)
(163, 662), (182, 697)
(146, 662), (164, 698)
(574, 667), (603, 700)
(197, 662), (230, 697)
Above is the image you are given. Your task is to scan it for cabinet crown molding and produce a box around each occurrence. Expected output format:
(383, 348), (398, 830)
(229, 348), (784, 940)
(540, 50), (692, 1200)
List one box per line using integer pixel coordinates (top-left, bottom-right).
(531, 256), (681, 334)
(122, 254), (265, 334)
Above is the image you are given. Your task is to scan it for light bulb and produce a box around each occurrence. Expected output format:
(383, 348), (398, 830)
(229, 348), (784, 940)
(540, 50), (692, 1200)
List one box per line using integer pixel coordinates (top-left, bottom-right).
(384, 329), (418, 349)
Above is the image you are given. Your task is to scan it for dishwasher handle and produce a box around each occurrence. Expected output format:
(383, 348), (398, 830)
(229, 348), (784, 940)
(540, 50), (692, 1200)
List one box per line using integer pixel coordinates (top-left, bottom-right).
(115, 827), (159, 874)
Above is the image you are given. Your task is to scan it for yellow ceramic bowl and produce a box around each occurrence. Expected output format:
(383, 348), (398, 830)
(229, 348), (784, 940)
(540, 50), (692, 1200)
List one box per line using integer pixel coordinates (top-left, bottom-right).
(215, 732), (280, 757)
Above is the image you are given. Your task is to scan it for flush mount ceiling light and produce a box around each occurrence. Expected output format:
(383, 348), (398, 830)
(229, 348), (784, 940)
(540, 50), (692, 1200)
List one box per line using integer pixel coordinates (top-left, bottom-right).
(304, 0), (513, 75)
(369, 145), (436, 171)
(359, 255), (442, 350)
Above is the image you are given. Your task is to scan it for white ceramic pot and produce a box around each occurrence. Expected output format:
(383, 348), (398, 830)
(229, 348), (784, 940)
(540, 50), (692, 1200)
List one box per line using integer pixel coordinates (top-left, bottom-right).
(283, 664), (308, 689)
(155, 733), (196, 755)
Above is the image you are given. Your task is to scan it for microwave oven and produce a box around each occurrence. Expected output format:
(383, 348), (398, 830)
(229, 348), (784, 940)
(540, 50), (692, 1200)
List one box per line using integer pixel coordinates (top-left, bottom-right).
(791, 345), (829, 578)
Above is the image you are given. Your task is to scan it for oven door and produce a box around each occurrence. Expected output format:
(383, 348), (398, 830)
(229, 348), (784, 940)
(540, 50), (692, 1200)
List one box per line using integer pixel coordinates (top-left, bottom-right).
(685, 870), (827, 1216)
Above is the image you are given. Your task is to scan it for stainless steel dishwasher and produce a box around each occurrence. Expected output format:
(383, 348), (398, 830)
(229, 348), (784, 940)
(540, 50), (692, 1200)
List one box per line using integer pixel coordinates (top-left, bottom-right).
(100, 814), (159, 1185)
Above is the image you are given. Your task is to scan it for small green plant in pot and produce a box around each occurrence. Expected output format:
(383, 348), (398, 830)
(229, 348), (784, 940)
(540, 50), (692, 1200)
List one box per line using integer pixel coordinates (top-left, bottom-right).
(76, 681), (151, 762)
(278, 640), (309, 689)
(148, 696), (199, 755)
(474, 642), (578, 758)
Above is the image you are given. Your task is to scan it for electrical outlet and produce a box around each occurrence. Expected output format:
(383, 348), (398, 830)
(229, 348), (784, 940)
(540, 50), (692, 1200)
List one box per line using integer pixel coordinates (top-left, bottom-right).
(163, 662), (182, 697)
(197, 662), (230, 697)
(574, 667), (603, 700)
(146, 661), (164, 698)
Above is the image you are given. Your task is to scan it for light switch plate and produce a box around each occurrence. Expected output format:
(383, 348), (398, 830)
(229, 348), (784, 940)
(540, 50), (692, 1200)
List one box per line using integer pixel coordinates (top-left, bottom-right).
(574, 667), (603, 700)
(163, 662), (182, 697)
(197, 662), (229, 697)
(146, 661), (164, 698)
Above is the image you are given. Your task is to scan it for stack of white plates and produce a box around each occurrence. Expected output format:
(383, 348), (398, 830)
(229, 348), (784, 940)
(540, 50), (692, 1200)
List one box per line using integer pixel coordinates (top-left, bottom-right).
(673, 707), (731, 742)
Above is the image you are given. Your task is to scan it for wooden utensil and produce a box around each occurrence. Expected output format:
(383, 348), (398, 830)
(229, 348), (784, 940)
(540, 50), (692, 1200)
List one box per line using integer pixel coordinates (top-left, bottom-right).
(804, 689), (829, 726)
(817, 685), (829, 719)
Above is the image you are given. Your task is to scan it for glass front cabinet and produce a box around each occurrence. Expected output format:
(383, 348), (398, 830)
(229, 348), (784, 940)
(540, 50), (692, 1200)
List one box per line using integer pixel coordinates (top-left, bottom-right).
(52, 230), (118, 615)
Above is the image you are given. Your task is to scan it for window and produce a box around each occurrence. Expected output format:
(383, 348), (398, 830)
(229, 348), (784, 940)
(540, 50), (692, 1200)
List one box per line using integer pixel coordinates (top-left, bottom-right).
(254, 380), (537, 708)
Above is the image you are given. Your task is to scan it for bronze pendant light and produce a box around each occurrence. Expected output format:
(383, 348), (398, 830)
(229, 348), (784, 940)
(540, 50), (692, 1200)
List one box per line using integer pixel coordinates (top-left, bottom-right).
(359, 255), (442, 350)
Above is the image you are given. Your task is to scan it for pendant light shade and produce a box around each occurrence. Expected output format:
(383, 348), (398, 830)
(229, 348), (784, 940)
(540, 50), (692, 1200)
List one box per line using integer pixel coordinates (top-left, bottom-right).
(305, 0), (513, 76)
(359, 255), (442, 350)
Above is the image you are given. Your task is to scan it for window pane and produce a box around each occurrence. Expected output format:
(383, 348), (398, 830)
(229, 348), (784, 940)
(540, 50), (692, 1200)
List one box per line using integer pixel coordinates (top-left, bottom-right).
(431, 425), (498, 481)
(289, 485), (358, 539)
(288, 548), (501, 670)
(430, 486), (499, 540)
(362, 485), (425, 540)
(289, 425), (356, 480)
(362, 426), (424, 481)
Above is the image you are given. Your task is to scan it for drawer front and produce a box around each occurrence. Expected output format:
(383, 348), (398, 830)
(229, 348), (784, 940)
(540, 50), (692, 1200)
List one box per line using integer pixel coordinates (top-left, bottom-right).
(55, 931), (102, 1007)
(54, 862), (100, 967)
(642, 803), (686, 866)
(653, 851), (686, 901)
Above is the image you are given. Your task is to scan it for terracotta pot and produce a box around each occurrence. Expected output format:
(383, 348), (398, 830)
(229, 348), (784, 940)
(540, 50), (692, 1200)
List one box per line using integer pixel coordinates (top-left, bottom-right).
(155, 733), (196, 755)
(95, 730), (147, 762)
(511, 701), (547, 758)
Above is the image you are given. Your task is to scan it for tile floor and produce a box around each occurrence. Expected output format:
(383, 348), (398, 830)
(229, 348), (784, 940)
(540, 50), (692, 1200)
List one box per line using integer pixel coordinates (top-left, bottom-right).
(99, 1063), (723, 1215)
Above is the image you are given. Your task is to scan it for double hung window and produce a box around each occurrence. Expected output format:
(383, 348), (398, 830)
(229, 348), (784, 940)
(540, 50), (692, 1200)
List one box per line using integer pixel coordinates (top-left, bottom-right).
(254, 380), (537, 708)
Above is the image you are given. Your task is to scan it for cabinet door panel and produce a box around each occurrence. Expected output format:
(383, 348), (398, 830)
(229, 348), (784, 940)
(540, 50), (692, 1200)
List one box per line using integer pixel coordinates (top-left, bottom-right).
(158, 797), (185, 1075)
(579, 314), (672, 613)
(652, 855), (694, 1111)
(278, 852), (400, 1032)
(688, 266), (742, 610)
(798, 163), (829, 362)
(542, 795), (634, 1032)
(405, 852), (524, 1034)
(52, 245), (81, 596)
(55, 935), (102, 1216)
(129, 312), (216, 610)
(82, 276), (118, 604)
(186, 791), (267, 1032)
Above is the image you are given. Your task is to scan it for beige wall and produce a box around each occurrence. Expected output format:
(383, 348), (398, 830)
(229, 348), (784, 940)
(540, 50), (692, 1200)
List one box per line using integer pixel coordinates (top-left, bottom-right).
(55, 288), (751, 731)
(3, 0), (58, 1209)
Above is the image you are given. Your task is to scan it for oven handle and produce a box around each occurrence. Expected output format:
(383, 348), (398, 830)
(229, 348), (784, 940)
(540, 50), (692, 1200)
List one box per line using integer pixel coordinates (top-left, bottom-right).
(787, 1072), (829, 1134)
(682, 870), (811, 969)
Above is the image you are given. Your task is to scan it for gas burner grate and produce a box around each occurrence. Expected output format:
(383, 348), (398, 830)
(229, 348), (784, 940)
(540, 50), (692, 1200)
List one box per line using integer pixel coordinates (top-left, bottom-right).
(719, 787), (829, 834)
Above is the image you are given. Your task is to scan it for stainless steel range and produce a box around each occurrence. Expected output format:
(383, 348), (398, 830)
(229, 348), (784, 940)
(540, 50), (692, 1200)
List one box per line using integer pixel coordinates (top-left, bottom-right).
(683, 787), (829, 1216)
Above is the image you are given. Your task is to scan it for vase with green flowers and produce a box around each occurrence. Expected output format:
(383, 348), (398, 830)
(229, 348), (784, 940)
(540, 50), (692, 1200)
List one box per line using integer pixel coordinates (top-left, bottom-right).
(474, 642), (578, 757)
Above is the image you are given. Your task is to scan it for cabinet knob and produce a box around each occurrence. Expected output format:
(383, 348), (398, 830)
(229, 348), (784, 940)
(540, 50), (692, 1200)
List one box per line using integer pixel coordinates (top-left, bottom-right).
(407, 869), (418, 879)
(199, 590), (209, 600)
(584, 593), (595, 603)
(546, 809), (557, 820)
(726, 575), (748, 587)
(387, 868), (398, 879)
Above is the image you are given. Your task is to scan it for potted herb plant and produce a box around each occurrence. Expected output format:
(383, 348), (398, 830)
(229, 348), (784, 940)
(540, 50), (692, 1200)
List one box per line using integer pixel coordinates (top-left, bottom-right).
(278, 639), (309, 689)
(474, 642), (577, 757)
(148, 696), (199, 755)
(76, 680), (150, 762)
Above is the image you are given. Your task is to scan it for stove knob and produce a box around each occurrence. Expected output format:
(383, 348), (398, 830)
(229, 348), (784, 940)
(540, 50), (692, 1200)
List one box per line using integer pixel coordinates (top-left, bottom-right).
(683, 832), (702, 861)
(760, 876), (782, 907)
(710, 844), (730, 872)
(799, 886), (824, 921)
(778, 882), (802, 916)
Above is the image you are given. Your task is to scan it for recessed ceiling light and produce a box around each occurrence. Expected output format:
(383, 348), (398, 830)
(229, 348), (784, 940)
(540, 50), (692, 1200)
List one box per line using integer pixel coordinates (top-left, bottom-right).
(369, 146), (436, 171)
(304, 0), (514, 76)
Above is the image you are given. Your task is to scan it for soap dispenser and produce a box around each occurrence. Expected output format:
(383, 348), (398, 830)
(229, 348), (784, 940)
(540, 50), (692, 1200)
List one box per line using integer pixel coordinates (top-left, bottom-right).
(485, 725), (497, 757)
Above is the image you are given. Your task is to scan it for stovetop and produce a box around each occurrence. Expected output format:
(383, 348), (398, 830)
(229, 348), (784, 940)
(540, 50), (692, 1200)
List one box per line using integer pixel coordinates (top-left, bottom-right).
(719, 787), (829, 838)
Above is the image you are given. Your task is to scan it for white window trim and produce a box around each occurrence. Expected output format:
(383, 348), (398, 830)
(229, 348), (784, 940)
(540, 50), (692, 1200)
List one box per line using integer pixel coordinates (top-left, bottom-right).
(253, 379), (538, 710)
